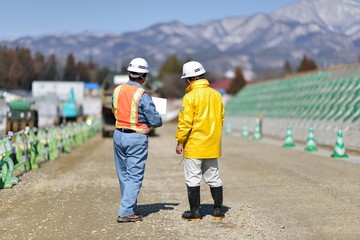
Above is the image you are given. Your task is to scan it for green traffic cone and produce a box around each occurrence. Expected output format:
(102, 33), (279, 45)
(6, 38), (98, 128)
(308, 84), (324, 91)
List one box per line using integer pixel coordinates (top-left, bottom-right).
(241, 123), (249, 138)
(304, 127), (318, 152)
(225, 122), (232, 135)
(252, 123), (262, 140)
(331, 128), (348, 158)
(283, 125), (295, 148)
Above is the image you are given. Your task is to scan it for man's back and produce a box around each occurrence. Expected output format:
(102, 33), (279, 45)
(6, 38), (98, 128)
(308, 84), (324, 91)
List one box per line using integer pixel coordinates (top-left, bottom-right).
(177, 79), (224, 159)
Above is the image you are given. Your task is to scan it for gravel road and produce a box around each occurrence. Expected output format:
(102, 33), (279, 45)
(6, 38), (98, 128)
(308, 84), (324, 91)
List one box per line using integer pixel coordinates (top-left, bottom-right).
(1, 122), (360, 240)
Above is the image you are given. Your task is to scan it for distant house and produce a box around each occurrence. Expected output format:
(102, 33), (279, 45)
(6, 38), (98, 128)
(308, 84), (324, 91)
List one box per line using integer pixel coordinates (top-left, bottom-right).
(210, 78), (232, 95)
(84, 82), (100, 97)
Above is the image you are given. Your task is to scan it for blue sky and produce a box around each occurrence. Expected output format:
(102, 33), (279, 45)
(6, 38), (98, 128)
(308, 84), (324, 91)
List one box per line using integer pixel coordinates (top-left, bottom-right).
(0, 0), (306, 39)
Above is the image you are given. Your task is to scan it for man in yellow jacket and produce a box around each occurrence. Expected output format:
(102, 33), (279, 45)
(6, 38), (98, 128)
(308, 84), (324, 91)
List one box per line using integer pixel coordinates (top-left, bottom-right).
(175, 61), (225, 221)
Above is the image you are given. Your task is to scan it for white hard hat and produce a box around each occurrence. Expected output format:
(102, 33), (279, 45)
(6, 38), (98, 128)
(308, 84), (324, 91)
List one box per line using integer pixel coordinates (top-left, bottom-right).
(181, 61), (206, 79)
(127, 57), (149, 73)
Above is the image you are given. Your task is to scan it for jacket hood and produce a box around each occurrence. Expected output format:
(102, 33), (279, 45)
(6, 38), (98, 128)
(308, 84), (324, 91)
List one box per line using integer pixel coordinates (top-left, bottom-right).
(185, 79), (209, 93)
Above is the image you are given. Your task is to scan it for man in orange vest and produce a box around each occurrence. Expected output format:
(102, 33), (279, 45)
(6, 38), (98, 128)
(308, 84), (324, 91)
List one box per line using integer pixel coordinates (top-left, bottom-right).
(113, 57), (163, 223)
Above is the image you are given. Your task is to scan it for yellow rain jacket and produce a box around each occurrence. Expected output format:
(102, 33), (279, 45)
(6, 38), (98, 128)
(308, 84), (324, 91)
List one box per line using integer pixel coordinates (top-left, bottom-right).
(176, 79), (224, 159)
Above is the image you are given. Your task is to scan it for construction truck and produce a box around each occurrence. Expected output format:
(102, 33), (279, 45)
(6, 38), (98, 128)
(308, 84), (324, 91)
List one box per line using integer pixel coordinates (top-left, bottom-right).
(5, 99), (38, 133)
(100, 74), (121, 137)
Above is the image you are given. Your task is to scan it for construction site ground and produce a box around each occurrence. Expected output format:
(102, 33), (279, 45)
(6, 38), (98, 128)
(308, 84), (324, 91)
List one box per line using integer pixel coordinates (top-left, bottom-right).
(1, 122), (360, 240)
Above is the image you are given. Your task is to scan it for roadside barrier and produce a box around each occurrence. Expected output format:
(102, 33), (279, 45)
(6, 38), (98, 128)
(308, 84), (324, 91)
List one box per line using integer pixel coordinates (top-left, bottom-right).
(36, 128), (49, 162)
(61, 125), (73, 153)
(47, 127), (59, 161)
(26, 128), (40, 169)
(0, 119), (101, 189)
(14, 130), (31, 172)
(74, 123), (84, 147)
(0, 133), (19, 189)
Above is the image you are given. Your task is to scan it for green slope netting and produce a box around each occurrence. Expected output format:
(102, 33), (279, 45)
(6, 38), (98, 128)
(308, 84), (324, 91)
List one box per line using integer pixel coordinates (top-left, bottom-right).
(226, 66), (360, 123)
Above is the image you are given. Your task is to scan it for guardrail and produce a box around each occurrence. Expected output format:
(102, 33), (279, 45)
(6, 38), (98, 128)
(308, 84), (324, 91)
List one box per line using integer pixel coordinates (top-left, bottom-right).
(0, 119), (101, 189)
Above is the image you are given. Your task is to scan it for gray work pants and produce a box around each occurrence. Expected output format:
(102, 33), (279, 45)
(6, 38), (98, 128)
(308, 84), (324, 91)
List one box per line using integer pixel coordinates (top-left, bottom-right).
(183, 158), (223, 187)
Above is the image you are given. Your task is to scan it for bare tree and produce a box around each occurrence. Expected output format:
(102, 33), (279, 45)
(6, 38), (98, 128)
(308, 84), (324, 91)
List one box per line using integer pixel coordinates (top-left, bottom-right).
(297, 54), (318, 72)
(227, 66), (246, 95)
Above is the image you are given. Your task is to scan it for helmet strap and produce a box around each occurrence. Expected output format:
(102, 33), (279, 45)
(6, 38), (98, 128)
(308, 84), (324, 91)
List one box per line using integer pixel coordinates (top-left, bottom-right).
(129, 72), (147, 80)
(129, 72), (140, 78)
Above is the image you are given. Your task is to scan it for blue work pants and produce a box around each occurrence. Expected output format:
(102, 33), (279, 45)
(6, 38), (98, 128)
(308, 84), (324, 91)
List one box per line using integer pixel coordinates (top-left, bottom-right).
(113, 130), (148, 217)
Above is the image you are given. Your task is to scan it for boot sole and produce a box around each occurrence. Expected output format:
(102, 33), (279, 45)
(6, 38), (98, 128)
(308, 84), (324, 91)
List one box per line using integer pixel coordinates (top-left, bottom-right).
(182, 217), (201, 222)
(117, 216), (143, 223)
(213, 216), (224, 220)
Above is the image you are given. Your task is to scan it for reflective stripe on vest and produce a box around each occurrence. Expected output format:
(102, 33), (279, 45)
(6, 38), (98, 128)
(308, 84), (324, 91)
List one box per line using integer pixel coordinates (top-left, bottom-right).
(113, 84), (149, 133)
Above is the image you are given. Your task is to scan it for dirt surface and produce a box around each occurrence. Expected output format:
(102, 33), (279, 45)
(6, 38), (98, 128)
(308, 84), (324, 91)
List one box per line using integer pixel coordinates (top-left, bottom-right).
(1, 122), (360, 240)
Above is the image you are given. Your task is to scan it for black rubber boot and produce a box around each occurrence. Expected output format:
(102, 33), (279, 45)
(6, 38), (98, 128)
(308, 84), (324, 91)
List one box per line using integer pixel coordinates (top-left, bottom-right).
(182, 186), (201, 221)
(210, 186), (225, 220)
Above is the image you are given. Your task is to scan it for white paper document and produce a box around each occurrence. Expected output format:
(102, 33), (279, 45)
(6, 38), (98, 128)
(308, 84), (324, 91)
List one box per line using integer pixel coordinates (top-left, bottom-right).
(151, 97), (167, 115)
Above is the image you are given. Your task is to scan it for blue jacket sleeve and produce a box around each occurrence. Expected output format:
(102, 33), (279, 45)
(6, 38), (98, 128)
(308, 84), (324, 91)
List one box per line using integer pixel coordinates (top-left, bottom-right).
(139, 93), (163, 128)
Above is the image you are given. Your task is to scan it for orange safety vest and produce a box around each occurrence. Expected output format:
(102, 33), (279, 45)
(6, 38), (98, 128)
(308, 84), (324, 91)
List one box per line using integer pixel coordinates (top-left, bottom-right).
(112, 84), (149, 134)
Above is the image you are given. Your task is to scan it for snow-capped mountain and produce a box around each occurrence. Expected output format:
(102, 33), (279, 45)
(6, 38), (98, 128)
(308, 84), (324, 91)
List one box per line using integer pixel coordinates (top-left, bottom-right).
(273, 0), (360, 32)
(1, 0), (359, 79)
